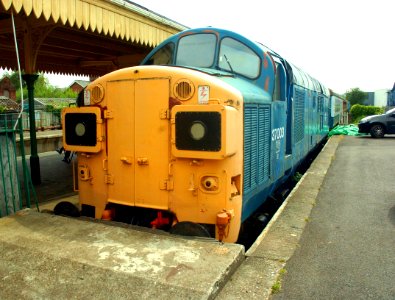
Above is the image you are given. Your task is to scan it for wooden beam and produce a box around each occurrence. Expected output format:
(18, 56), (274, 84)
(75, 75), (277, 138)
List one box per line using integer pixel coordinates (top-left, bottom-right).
(22, 18), (56, 74)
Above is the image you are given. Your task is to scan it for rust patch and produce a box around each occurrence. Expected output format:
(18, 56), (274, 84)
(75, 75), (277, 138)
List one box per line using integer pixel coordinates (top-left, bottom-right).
(169, 97), (182, 110)
(213, 245), (230, 255)
(16, 209), (30, 216)
(202, 29), (219, 37)
(267, 52), (275, 72)
(264, 76), (270, 91)
(263, 53), (268, 69)
(166, 263), (193, 281)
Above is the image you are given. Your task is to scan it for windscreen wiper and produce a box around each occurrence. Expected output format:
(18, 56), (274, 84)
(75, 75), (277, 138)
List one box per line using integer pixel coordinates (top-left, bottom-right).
(223, 54), (234, 73)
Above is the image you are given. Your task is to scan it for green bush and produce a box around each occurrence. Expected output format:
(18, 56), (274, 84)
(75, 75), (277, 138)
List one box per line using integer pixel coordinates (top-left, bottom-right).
(350, 104), (384, 123)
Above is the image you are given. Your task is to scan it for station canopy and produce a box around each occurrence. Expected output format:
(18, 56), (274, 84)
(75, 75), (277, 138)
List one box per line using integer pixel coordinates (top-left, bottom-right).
(0, 0), (187, 76)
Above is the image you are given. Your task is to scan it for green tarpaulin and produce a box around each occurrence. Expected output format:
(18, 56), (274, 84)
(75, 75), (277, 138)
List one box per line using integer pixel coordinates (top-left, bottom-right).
(328, 124), (362, 137)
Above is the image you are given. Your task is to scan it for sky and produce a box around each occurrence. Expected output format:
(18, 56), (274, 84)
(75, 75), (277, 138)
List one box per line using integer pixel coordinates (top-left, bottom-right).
(129, 0), (394, 94)
(2, 0), (394, 94)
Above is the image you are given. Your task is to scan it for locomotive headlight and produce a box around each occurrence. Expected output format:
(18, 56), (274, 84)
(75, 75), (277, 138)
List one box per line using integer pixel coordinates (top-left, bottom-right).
(175, 111), (221, 152)
(75, 122), (86, 136)
(171, 104), (239, 159)
(61, 106), (103, 153)
(190, 121), (206, 140)
(65, 113), (97, 146)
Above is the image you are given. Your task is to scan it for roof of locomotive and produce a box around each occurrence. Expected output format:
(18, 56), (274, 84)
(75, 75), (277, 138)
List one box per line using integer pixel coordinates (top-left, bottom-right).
(141, 27), (330, 97)
(141, 27), (273, 64)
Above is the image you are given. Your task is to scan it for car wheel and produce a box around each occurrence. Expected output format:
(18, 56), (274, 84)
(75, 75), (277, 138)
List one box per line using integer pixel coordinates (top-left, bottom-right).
(370, 124), (385, 138)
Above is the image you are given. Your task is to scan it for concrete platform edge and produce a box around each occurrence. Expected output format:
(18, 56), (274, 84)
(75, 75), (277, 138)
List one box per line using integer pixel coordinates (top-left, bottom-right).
(35, 197), (246, 299)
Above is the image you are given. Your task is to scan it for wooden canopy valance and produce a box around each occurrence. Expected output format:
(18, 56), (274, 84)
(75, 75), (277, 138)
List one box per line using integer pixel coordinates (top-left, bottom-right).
(0, 0), (187, 76)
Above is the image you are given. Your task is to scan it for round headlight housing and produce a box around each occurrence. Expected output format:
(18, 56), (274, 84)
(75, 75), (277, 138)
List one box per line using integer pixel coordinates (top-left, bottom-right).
(175, 111), (221, 152)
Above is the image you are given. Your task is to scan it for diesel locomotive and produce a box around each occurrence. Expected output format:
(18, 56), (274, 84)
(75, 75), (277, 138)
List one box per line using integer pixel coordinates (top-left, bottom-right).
(62, 27), (337, 243)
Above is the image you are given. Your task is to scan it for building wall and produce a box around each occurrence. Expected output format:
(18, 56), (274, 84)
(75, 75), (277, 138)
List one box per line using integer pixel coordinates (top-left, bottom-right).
(388, 85), (395, 106)
(373, 89), (389, 107)
(70, 83), (83, 94)
(0, 77), (16, 100)
(364, 92), (375, 106)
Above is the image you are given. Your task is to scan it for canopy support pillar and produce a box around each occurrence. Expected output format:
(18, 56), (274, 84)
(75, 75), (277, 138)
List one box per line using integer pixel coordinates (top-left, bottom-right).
(22, 74), (40, 185)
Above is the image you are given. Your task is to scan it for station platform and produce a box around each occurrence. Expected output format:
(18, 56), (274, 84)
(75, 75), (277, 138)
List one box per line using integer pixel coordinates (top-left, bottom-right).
(2, 134), (394, 299)
(219, 134), (395, 299)
(0, 209), (244, 299)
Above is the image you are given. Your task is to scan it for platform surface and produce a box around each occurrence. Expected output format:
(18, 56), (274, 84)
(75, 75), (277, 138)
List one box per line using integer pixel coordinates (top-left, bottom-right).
(0, 210), (244, 299)
(218, 135), (395, 299)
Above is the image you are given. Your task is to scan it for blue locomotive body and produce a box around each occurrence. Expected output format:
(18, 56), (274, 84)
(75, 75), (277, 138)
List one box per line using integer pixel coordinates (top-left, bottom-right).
(237, 60), (330, 221)
(141, 27), (331, 225)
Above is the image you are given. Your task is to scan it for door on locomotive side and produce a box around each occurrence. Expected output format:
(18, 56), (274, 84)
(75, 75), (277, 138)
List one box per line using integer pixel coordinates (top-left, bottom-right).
(271, 60), (288, 178)
(106, 78), (170, 210)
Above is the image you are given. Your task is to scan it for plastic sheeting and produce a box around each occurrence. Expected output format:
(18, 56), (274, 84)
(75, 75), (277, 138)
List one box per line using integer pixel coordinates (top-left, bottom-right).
(328, 124), (362, 137)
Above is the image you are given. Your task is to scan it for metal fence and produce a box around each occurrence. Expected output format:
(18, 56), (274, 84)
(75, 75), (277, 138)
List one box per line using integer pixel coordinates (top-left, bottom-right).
(0, 113), (37, 217)
(21, 111), (62, 130)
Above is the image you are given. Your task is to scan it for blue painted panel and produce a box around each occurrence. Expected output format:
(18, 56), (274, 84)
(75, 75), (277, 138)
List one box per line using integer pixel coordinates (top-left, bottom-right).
(294, 88), (305, 143)
(243, 104), (270, 194)
(257, 106), (271, 184)
(270, 101), (286, 181)
(242, 103), (271, 220)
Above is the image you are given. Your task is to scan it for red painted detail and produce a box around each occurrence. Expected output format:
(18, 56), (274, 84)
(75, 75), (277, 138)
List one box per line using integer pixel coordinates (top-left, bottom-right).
(216, 211), (231, 242)
(151, 212), (170, 229)
(169, 97), (182, 110)
(102, 208), (114, 221)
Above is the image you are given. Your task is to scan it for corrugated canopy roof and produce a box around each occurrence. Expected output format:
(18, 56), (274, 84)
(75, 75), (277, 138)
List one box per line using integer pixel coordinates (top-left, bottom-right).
(70, 80), (90, 88)
(0, 0), (187, 76)
(0, 96), (21, 111)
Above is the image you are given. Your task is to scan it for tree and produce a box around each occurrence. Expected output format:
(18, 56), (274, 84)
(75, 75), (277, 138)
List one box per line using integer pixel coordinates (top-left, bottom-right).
(350, 104), (384, 123)
(0, 71), (78, 101)
(345, 88), (367, 106)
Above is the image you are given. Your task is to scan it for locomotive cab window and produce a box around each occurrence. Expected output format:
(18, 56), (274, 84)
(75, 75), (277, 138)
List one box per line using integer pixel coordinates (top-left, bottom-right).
(176, 33), (217, 67)
(144, 42), (174, 65)
(219, 37), (260, 79)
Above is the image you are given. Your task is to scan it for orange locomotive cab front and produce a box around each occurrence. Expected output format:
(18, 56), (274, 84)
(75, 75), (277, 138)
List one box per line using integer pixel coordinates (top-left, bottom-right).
(62, 65), (244, 242)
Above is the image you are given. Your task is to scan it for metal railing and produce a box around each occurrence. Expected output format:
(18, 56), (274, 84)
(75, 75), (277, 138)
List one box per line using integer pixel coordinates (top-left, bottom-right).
(0, 113), (38, 217)
(21, 111), (62, 131)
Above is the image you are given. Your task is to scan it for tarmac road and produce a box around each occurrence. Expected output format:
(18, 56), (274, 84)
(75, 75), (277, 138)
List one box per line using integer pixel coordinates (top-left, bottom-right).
(270, 135), (395, 299)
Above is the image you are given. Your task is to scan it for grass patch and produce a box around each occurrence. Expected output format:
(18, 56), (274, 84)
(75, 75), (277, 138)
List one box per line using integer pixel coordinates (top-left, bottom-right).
(279, 268), (287, 275)
(271, 268), (287, 294)
(271, 281), (281, 294)
(293, 172), (303, 182)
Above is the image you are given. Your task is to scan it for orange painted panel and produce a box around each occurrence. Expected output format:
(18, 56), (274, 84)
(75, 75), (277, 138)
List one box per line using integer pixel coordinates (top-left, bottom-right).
(134, 78), (170, 210)
(106, 80), (135, 206)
